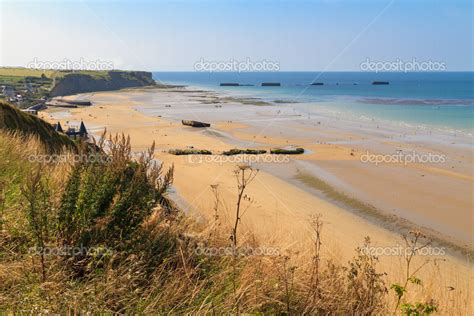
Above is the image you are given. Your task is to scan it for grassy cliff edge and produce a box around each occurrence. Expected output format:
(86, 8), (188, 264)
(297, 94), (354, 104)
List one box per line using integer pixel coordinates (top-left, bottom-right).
(0, 101), (75, 151)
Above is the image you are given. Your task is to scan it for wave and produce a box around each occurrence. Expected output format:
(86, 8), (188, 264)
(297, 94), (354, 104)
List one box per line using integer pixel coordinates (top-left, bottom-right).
(357, 97), (474, 106)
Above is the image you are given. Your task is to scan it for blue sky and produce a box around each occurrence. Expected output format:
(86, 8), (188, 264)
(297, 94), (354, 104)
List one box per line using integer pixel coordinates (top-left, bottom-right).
(1, 0), (472, 71)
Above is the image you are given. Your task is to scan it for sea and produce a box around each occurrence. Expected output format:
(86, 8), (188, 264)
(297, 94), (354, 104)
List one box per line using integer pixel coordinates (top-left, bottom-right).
(152, 72), (474, 133)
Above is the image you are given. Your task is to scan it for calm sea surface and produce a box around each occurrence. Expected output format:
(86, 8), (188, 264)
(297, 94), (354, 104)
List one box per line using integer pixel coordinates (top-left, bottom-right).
(152, 72), (474, 132)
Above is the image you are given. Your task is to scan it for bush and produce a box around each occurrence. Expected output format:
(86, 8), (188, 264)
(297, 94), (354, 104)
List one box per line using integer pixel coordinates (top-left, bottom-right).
(58, 134), (174, 249)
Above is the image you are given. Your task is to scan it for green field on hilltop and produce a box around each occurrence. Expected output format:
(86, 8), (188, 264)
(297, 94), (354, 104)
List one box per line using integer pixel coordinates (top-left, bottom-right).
(0, 67), (57, 78)
(0, 67), (111, 79)
(0, 68), (112, 107)
(0, 68), (56, 107)
(0, 67), (155, 108)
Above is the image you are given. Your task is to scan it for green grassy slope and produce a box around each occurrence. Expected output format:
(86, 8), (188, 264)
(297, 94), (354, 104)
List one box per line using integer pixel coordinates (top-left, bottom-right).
(0, 101), (75, 152)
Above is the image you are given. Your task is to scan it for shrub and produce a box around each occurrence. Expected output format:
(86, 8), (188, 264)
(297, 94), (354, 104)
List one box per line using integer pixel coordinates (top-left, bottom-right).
(58, 133), (174, 249)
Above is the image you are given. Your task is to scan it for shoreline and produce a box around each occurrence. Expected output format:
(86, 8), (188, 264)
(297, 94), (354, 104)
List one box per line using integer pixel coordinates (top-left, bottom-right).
(160, 81), (474, 136)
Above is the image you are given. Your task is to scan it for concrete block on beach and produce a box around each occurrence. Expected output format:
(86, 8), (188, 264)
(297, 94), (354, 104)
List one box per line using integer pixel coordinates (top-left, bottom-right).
(181, 120), (211, 128)
(222, 148), (267, 156)
(56, 99), (92, 106)
(220, 83), (240, 86)
(270, 147), (304, 154)
(169, 149), (212, 155)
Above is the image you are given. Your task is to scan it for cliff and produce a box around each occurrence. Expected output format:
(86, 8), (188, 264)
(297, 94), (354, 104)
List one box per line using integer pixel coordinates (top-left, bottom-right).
(50, 70), (156, 96)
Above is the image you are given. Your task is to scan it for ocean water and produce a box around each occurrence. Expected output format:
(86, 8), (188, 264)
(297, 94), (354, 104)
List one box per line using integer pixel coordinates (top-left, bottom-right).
(152, 72), (474, 132)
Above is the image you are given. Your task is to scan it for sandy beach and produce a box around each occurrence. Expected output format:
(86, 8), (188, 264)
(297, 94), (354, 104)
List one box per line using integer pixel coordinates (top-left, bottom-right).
(3, 0), (473, 312)
(40, 86), (473, 308)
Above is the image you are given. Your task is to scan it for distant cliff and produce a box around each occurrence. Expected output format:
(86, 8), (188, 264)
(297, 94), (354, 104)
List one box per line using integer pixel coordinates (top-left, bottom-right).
(50, 71), (156, 96)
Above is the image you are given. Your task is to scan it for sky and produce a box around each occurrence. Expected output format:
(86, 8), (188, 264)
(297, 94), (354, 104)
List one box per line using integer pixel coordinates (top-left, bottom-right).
(0, 0), (472, 71)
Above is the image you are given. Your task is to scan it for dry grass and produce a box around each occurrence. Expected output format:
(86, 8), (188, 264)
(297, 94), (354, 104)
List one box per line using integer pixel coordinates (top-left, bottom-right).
(0, 131), (471, 314)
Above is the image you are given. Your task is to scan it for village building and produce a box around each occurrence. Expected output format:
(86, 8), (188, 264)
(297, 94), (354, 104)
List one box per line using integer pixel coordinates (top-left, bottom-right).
(53, 121), (88, 139)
